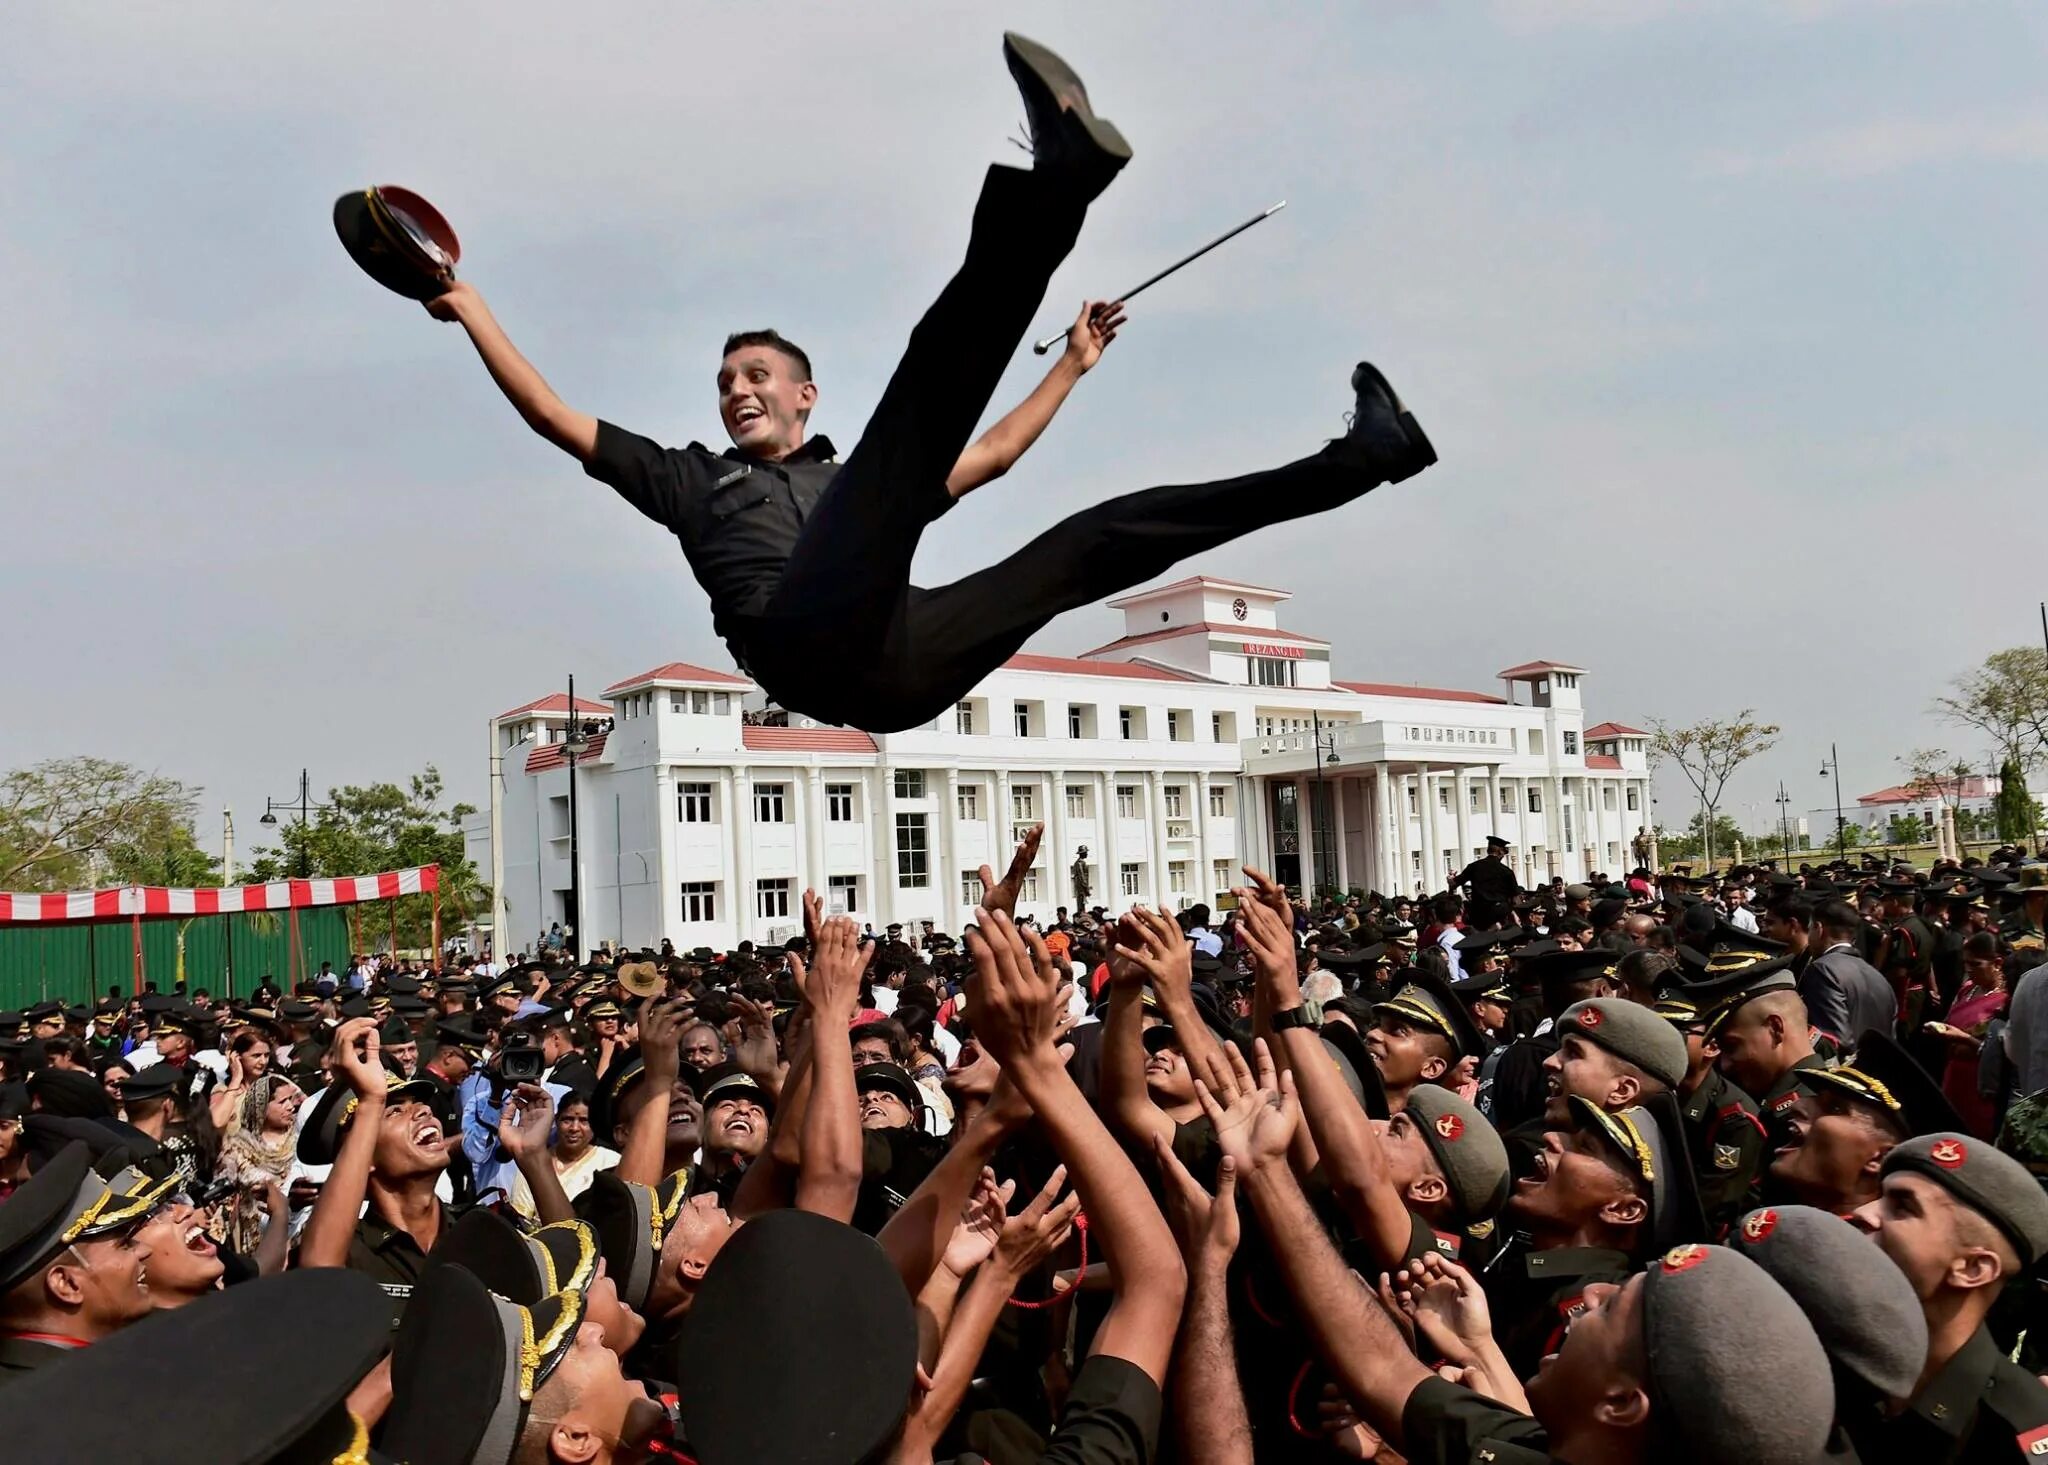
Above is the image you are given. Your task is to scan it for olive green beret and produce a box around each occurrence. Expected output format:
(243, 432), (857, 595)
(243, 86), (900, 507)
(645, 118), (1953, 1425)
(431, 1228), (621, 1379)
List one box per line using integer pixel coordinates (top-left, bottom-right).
(1884, 1132), (2048, 1266)
(1642, 1244), (1834, 1465)
(1730, 1205), (1927, 1401)
(1559, 997), (1688, 1089)
(1404, 1086), (1510, 1226)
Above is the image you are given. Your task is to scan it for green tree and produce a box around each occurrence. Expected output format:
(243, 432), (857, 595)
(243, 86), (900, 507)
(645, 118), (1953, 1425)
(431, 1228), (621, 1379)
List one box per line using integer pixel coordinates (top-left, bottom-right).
(0, 757), (210, 890)
(1936, 649), (2048, 778)
(246, 767), (485, 951)
(1648, 712), (1782, 869)
(1995, 757), (2041, 843)
(1886, 813), (1929, 846)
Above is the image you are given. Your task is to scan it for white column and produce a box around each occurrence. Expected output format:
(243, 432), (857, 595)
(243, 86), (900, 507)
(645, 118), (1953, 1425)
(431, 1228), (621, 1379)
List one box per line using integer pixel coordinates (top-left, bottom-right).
(872, 767), (895, 931)
(1514, 776), (1533, 885)
(1293, 776), (1313, 894)
(803, 768), (826, 904)
(1396, 771), (1414, 895)
(1150, 770), (1173, 907)
(1453, 767), (1473, 874)
(1190, 771), (1211, 905)
(1373, 764), (1395, 895)
(1332, 775), (1351, 894)
(1549, 774), (1566, 878)
(1589, 778), (1607, 875)
(941, 768), (962, 929)
(731, 769), (754, 946)
(1100, 771), (1119, 910)
(1046, 769), (1068, 918)
(1487, 765), (1504, 853)
(1418, 768), (1439, 891)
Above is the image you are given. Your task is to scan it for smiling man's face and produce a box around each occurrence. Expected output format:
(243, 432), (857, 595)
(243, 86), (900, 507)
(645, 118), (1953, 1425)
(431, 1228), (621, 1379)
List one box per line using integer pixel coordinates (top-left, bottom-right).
(704, 1095), (767, 1160)
(717, 345), (814, 460)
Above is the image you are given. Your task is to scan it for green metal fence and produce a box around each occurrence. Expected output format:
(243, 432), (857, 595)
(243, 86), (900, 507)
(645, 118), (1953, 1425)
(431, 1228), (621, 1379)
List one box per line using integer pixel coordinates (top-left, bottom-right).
(0, 908), (355, 1008)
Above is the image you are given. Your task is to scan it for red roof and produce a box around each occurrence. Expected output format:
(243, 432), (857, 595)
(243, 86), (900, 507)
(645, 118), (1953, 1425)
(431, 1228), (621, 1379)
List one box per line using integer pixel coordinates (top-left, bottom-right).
(603, 661), (751, 695)
(1857, 776), (1993, 806)
(741, 726), (879, 754)
(496, 692), (612, 722)
(524, 731), (609, 773)
(1002, 653), (1186, 682)
(1496, 660), (1587, 680)
(1081, 622), (1330, 658)
(1106, 575), (1293, 607)
(1584, 722), (1646, 738)
(1333, 680), (1506, 706)
(1585, 754), (1624, 770)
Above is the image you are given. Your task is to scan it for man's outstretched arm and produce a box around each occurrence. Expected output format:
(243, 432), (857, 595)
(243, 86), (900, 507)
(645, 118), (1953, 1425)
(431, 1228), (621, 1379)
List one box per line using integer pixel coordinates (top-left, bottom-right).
(427, 282), (599, 462)
(945, 299), (1124, 498)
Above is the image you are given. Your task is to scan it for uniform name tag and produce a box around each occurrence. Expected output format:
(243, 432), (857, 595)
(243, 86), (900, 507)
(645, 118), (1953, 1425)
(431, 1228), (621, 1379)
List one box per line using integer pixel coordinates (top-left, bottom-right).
(714, 465), (752, 489)
(2019, 1425), (2048, 1457)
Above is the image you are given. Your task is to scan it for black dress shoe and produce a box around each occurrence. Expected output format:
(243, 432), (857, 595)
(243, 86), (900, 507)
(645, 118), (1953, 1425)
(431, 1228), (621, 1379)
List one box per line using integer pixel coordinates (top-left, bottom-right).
(1336, 362), (1438, 483)
(1003, 32), (1131, 202)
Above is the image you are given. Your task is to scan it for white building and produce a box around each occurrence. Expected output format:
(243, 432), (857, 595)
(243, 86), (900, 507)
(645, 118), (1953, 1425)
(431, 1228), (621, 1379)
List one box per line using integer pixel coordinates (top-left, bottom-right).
(1806, 773), (2004, 843)
(482, 577), (1653, 953)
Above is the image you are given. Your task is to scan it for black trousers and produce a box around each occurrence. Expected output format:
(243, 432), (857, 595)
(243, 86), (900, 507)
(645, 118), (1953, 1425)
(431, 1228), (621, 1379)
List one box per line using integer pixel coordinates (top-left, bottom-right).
(744, 165), (1397, 734)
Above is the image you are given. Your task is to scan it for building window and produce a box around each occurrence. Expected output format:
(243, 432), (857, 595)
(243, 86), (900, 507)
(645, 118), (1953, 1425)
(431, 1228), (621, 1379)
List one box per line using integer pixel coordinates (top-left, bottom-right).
(896, 814), (929, 888)
(827, 874), (859, 913)
(1021, 870), (1040, 902)
(1527, 788), (1543, 814)
(1014, 703), (1031, 737)
(894, 769), (926, 800)
(1562, 730), (1579, 756)
(961, 873), (982, 906)
(826, 784), (855, 821)
(713, 693), (731, 715)
(1166, 710), (1182, 741)
(680, 882), (716, 922)
(1563, 806), (1575, 853)
(1116, 785), (1138, 819)
(1169, 860), (1188, 894)
(1065, 784), (1089, 819)
(957, 785), (980, 821)
(1626, 786), (1640, 812)
(1251, 655), (1296, 688)
(956, 701), (975, 735)
(1602, 784), (1617, 812)
(756, 879), (791, 920)
(1500, 786), (1515, 814)
(1119, 708), (1135, 740)
(1209, 785), (1228, 819)
(671, 696), (685, 713)
(754, 785), (787, 823)
(1213, 859), (1232, 894)
(1407, 785), (1419, 814)
(1470, 785), (1485, 813)
(1528, 729), (1546, 756)
(1212, 713), (1224, 742)
(1068, 706), (1084, 739)
(1120, 863), (1141, 897)
(677, 783), (713, 823)
(1012, 786), (1035, 822)
(1438, 785), (1451, 811)
(1164, 787), (1185, 819)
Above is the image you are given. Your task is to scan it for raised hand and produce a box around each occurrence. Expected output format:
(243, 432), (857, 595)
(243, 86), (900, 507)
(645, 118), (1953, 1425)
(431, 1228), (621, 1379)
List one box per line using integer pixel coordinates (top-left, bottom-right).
(497, 1082), (556, 1162)
(728, 993), (779, 1077)
(332, 1017), (386, 1099)
(939, 1168), (1014, 1280)
(1193, 1038), (1298, 1173)
(991, 1165), (1081, 1281)
(800, 915), (873, 1024)
(1234, 884), (1302, 1005)
(962, 910), (1060, 1065)
(1153, 1136), (1240, 1277)
(638, 995), (688, 1085)
(978, 824), (1043, 921)
(1111, 907), (1192, 997)
(1241, 866), (1295, 931)
(1064, 299), (1126, 374)
(1315, 1384), (1388, 1461)
(1398, 1251), (1497, 1355)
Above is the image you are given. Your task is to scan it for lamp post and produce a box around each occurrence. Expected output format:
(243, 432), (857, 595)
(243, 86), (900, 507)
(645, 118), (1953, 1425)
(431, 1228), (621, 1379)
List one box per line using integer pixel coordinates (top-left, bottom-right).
(1818, 746), (1846, 862)
(1774, 781), (1793, 860)
(258, 769), (333, 877)
(563, 676), (591, 963)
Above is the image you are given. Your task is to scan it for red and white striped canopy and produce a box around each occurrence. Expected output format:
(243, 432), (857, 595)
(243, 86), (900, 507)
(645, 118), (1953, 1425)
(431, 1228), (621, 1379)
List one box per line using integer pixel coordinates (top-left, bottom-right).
(0, 866), (440, 926)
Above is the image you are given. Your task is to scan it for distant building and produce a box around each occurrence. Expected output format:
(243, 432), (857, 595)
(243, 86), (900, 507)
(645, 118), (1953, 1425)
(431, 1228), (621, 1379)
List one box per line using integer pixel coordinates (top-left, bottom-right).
(1807, 773), (2002, 842)
(482, 576), (1653, 953)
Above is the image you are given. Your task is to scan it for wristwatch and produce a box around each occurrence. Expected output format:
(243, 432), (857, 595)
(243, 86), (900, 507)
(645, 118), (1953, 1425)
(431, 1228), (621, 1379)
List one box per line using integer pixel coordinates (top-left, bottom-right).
(1270, 1000), (1322, 1032)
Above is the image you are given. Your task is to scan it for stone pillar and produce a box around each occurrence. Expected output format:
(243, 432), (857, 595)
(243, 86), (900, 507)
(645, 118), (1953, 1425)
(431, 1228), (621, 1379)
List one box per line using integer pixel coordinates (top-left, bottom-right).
(1396, 771), (1414, 895)
(1190, 771), (1211, 905)
(1549, 774), (1566, 878)
(1151, 770), (1174, 907)
(1453, 767), (1473, 876)
(1487, 765), (1504, 856)
(1046, 769), (1069, 920)
(1332, 774), (1351, 894)
(1418, 768), (1439, 892)
(1100, 771), (1119, 910)
(941, 768), (962, 928)
(873, 767), (895, 931)
(803, 768), (826, 906)
(732, 769), (754, 946)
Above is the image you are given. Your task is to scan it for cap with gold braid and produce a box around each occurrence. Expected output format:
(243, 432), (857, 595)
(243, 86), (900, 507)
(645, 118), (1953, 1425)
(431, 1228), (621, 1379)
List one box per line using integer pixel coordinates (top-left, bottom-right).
(1567, 1092), (1708, 1252)
(1795, 1029), (1962, 1138)
(332, 185), (461, 301)
(1371, 967), (1486, 1061)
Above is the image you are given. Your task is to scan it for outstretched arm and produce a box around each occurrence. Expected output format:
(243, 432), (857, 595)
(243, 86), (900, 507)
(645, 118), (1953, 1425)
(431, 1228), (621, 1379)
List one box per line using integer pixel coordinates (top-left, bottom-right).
(945, 301), (1124, 498)
(427, 282), (599, 462)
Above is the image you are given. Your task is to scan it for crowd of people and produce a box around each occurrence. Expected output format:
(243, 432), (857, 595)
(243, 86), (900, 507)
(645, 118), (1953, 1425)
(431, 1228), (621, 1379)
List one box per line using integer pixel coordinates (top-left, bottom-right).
(6, 828), (2048, 1464)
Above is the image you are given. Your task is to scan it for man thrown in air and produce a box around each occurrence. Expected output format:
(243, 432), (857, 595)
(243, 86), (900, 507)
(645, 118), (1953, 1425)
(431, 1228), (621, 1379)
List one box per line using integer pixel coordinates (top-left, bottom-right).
(428, 32), (1436, 732)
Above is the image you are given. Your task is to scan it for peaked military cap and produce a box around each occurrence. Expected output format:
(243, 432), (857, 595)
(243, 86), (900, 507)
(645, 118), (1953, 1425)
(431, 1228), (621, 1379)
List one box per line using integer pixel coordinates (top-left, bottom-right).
(1796, 1030), (1961, 1138)
(1374, 968), (1486, 1061)
(296, 1070), (440, 1165)
(428, 1208), (602, 1304)
(576, 1166), (695, 1311)
(1568, 1091), (1708, 1252)
(0, 1143), (166, 1293)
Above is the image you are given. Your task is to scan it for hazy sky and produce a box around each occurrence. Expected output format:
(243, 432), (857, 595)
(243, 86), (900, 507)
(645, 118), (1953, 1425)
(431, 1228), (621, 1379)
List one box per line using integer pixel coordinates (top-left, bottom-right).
(6, 0), (2044, 872)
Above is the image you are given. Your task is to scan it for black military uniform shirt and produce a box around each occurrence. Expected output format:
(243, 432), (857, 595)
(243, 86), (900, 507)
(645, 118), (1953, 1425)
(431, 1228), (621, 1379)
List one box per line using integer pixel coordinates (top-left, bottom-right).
(1401, 1375), (1557, 1465)
(0, 1333), (78, 1384)
(1477, 1031), (1560, 1134)
(584, 422), (840, 652)
(1757, 1053), (1829, 1154)
(1449, 857), (1520, 914)
(1848, 1325), (2048, 1464)
(1479, 1241), (1633, 1382)
(345, 1202), (456, 1328)
(1679, 1066), (1767, 1230)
